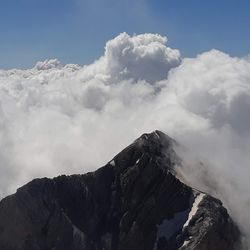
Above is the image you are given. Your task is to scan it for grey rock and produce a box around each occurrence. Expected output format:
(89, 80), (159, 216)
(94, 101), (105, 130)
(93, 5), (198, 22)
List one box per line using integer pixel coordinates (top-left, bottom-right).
(0, 131), (240, 250)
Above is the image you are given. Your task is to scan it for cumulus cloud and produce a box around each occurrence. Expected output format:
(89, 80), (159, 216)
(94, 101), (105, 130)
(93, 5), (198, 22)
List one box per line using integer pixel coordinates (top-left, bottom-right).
(0, 32), (250, 248)
(77, 32), (181, 84)
(167, 50), (250, 134)
(104, 32), (181, 83)
(34, 59), (62, 70)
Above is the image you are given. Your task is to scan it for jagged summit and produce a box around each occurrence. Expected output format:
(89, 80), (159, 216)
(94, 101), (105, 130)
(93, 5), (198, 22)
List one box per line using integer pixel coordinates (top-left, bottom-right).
(0, 131), (240, 250)
(110, 130), (178, 174)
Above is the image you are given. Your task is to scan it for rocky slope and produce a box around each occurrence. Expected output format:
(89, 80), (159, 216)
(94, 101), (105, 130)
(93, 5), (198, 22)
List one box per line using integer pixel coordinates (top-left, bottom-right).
(0, 131), (240, 250)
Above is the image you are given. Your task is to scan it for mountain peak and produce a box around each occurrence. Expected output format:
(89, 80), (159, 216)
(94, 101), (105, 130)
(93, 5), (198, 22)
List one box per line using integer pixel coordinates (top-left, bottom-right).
(0, 131), (240, 250)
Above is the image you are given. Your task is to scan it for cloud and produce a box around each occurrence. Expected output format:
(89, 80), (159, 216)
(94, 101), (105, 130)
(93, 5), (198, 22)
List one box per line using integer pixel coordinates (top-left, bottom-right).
(167, 50), (250, 134)
(160, 49), (250, 248)
(104, 32), (181, 83)
(0, 32), (250, 248)
(76, 32), (180, 84)
(34, 59), (62, 70)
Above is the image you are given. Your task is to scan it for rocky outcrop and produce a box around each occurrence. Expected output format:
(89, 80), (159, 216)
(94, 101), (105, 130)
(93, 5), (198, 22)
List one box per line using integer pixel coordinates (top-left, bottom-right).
(0, 131), (240, 250)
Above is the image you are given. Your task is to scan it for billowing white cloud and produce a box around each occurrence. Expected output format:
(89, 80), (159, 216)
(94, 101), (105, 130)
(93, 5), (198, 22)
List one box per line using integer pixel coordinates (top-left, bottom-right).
(0, 33), (250, 248)
(167, 50), (250, 134)
(34, 59), (62, 70)
(77, 32), (181, 84)
(104, 32), (181, 83)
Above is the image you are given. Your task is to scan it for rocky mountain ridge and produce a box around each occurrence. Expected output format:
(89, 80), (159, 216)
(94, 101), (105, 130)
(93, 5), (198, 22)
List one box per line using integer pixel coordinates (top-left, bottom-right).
(0, 130), (240, 250)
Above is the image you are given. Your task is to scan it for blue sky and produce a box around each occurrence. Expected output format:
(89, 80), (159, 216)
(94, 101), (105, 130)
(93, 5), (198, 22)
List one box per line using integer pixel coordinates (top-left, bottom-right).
(1, 0), (250, 69)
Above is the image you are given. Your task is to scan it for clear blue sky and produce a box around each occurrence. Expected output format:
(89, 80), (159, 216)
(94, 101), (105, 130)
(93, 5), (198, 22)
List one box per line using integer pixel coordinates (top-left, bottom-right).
(1, 0), (250, 69)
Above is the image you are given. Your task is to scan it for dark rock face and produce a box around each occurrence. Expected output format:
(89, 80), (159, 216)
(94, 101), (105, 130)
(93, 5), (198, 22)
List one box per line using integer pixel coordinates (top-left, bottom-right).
(0, 131), (240, 250)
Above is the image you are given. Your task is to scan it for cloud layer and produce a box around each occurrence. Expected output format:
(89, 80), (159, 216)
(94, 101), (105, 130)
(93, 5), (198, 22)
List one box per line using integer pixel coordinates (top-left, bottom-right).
(0, 33), (250, 248)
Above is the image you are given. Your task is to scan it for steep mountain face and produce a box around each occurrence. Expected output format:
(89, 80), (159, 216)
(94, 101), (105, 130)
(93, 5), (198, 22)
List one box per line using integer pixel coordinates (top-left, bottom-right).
(0, 131), (240, 250)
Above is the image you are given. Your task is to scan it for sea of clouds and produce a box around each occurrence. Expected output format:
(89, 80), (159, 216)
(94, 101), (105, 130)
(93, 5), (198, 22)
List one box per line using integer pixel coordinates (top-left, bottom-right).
(0, 32), (250, 248)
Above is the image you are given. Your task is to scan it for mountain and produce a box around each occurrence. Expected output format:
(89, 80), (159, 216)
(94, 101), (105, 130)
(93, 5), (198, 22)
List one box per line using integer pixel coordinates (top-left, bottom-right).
(0, 131), (240, 250)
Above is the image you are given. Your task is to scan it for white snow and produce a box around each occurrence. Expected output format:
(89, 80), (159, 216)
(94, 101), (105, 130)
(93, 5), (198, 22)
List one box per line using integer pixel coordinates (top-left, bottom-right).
(154, 131), (160, 139)
(153, 193), (206, 249)
(182, 239), (190, 248)
(110, 160), (115, 166)
(157, 209), (189, 239)
(154, 208), (190, 249)
(183, 193), (205, 228)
